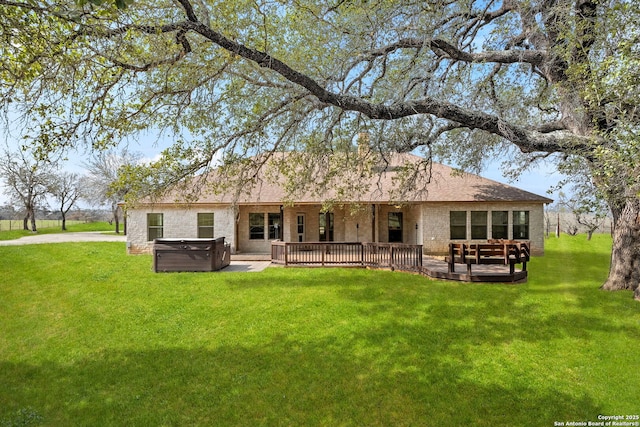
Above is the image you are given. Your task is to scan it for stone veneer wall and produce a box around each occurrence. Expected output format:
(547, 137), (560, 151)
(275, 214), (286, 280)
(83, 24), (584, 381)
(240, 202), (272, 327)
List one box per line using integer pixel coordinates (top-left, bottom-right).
(236, 205), (282, 253)
(420, 202), (546, 256)
(376, 204), (422, 245)
(280, 205), (372, 244)
(126, 205), (236, 254)
(236, 204), (377, 253)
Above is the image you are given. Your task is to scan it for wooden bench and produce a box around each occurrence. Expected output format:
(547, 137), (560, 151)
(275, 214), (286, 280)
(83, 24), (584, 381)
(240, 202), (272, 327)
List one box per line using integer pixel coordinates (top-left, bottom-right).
(447, 241), (530, 275)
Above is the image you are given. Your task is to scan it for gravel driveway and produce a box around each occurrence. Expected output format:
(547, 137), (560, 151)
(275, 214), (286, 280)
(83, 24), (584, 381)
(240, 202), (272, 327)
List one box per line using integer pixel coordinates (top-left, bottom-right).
(0, 231), (127, 246)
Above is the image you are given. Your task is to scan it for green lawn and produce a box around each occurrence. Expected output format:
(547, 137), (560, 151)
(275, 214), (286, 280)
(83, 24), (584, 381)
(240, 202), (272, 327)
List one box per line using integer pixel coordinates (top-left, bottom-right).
(0, 222), (115, 241)
(0, 234), (638, 426)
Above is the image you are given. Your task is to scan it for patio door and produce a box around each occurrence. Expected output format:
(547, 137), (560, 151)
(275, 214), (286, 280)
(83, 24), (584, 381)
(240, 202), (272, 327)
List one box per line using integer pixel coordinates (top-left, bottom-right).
(388, 212), (403, 243)
(319, 212), (334, 242)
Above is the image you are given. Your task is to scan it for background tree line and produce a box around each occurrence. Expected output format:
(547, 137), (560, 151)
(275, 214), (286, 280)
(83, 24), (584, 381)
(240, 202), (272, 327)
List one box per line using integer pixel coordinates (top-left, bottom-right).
(0, 146), (140, 233)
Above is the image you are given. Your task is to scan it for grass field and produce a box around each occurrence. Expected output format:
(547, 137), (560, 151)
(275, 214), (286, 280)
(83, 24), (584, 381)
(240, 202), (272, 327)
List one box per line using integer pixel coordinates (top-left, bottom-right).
(0, 221), (114, 241)
(0, 234), (638, 426)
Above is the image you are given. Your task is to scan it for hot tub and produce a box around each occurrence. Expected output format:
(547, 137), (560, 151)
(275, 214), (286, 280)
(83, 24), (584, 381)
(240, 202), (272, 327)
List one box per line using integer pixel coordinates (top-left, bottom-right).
(153, 237), (230, 272)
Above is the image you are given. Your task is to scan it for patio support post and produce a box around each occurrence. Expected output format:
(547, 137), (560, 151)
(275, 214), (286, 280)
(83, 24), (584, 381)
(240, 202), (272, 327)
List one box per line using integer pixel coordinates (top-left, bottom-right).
(285, 242), (289, 266)
(390, 245), (395, 271)
(448, 244), (455, 273)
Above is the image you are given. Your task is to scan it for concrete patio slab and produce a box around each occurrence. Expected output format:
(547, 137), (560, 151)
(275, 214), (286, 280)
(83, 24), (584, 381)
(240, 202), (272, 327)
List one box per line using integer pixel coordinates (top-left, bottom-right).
(222, 261), (272, 272)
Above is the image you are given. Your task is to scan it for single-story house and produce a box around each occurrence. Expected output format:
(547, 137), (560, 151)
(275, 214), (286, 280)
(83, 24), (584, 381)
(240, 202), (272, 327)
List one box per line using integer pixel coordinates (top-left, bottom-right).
(125, 152), (552, 256)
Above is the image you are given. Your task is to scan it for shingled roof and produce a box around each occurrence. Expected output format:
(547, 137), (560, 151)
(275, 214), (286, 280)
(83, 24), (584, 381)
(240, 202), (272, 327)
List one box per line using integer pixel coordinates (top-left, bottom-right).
(146, 152), (552, 205)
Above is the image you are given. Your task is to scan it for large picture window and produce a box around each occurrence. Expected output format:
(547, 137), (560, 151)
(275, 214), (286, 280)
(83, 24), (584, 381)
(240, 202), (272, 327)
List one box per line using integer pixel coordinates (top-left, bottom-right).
(197, 213), (214, 238)
(147, 213), (163, 241)
(450, 211), (467, 240)
(491, 211), (509, 239)
(513, 211), (530, 239)
(471, 211), (487, 240)
(249, 213), (265, 240)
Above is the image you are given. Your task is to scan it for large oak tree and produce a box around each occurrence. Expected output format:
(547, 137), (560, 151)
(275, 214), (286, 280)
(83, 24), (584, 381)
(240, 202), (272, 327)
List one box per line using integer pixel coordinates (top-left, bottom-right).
(1, 0), (639, 299)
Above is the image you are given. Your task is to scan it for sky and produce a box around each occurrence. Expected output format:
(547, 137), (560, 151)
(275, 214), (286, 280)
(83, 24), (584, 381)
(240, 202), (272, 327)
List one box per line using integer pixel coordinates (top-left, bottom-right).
(478, 160), (561, 202)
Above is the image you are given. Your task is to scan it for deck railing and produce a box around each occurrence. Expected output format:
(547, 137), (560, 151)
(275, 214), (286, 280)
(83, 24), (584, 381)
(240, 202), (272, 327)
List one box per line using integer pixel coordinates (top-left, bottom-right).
(271, 241), (423, 272)
(363, 242), (424, 272)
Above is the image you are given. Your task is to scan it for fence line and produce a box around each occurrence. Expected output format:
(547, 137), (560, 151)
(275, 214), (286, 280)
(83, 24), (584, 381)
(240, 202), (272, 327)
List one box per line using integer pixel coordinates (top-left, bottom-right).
(544, 211), (613, 236)
(0, 219), (84, 232)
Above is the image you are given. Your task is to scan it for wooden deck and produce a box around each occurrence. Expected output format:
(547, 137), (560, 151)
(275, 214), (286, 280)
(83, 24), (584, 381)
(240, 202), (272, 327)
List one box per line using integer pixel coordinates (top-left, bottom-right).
(423, 257), (527, 283)
(271, 242), (528, 283)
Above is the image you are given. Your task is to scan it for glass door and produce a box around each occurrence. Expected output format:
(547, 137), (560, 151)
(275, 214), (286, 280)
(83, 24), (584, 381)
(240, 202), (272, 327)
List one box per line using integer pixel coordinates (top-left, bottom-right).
(388, 212), (403, 243)
(297, 214), (305, 242)
(319, 212), (334, 241)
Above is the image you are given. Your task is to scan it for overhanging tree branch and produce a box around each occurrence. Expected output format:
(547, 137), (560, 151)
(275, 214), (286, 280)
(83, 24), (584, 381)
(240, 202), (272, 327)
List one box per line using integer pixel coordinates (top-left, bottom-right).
(429, 39), (548, 66)
(3, 0), (593, 155)
(180, 20), (591, 154)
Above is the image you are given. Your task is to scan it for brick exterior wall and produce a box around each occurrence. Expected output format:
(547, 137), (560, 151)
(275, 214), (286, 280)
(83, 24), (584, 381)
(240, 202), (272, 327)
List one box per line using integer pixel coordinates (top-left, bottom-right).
(126, 205), (236, 254)
(420, 202), (546, 256)
(236, 204), (376, 253)
(280, 205), (373, 244)
(236, 205), (282, 253)
(376, 204), (422, 245)
(127, 201), (546, 256)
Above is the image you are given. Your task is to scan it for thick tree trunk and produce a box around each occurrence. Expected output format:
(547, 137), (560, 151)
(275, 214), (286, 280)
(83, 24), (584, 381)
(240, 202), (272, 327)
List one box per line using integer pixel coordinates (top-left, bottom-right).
(30, 211), (37, 232)
(60, 206), (68, 231)
(24, 207), (37, 232)
(601, 199), (640, 300)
